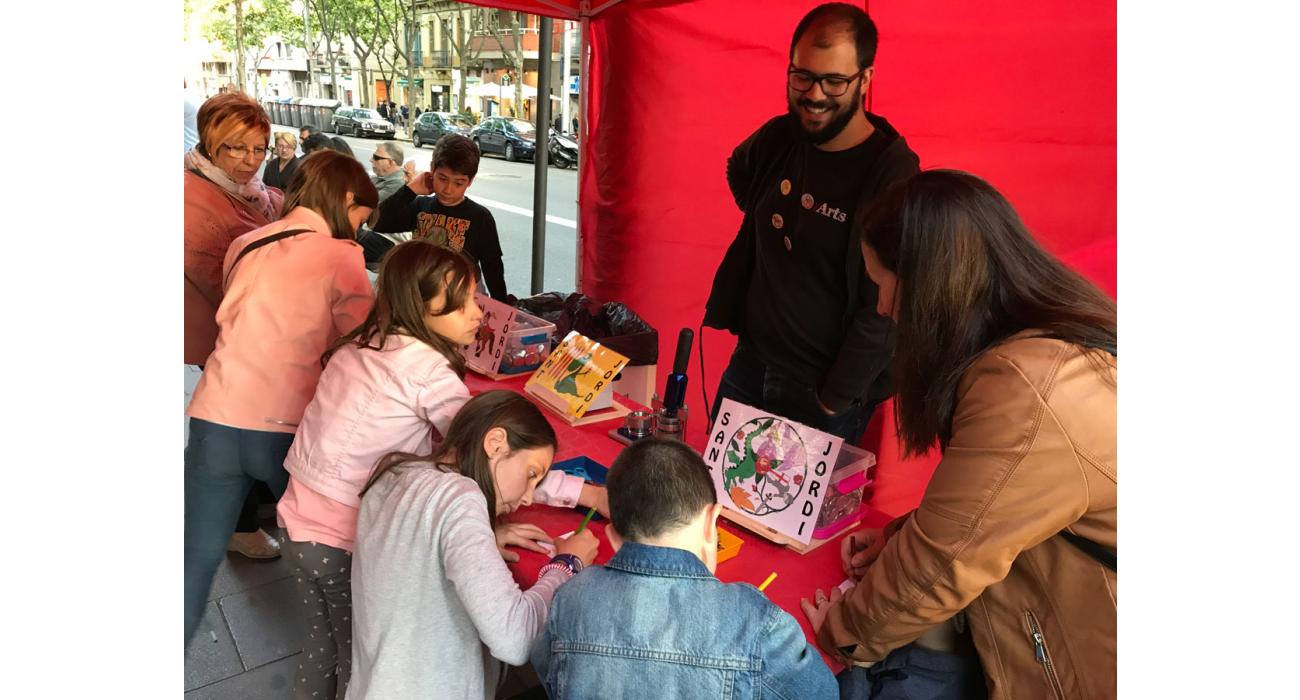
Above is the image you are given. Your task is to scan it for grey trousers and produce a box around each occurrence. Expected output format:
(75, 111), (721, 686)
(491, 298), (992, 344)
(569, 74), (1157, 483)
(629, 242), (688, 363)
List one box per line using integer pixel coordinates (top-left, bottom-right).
(280, 536), (353, 700)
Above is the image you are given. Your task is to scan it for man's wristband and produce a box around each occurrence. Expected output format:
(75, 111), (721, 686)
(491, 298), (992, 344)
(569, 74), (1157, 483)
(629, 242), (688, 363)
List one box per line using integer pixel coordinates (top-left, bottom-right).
(540, 553), (584, 579)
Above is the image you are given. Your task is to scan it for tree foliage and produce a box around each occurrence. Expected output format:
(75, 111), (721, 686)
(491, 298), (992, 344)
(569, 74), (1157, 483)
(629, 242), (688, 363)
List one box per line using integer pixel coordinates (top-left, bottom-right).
(203, 0), (305, 55)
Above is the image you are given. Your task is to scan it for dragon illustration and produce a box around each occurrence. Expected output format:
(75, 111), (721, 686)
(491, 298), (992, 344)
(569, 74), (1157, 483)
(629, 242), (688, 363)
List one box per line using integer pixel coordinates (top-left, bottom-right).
(724, 418), (778, 492)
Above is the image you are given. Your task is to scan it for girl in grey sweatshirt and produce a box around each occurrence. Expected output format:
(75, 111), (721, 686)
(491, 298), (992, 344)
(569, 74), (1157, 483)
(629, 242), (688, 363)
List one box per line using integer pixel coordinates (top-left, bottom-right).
(347, 391), (599, 700)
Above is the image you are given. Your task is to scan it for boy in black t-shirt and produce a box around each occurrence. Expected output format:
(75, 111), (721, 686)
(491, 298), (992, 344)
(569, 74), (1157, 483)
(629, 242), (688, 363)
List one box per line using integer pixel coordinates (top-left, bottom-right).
(370, 134), (509, 301)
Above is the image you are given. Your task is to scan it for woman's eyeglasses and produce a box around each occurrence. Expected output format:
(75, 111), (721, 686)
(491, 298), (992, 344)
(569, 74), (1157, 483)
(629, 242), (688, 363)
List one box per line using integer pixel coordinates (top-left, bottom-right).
(220, 143), (270, 160)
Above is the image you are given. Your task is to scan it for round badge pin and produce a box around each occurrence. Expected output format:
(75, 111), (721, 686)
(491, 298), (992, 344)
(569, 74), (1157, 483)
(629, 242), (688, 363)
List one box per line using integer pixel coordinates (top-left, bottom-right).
(801, 193), (815, 210)
(771, 213), (784, 229)
(780, 179), (792, 196)
(783, 236), (793, 251)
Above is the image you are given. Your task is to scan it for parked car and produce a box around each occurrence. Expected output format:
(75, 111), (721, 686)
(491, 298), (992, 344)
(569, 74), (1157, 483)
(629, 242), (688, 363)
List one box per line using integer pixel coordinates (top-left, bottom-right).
(331, 107), (396, 139)
(411, 111), (473, 149)
(469, 117), (538, 162)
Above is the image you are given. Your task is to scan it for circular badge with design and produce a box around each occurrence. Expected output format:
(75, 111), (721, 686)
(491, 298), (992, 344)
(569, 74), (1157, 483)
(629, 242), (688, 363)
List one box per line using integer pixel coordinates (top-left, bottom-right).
(780, 179), (792, 196)
(801, 193), (815, 210)
(771, 213), (784, 229)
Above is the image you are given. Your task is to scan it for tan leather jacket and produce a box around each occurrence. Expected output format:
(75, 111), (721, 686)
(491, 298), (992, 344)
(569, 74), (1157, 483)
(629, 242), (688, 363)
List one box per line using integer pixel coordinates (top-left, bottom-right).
(818, 334), (1117, 699)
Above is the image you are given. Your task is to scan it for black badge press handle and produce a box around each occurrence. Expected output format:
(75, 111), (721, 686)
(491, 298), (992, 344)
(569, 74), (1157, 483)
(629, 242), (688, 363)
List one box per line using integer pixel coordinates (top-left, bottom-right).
(663, 329), (693, 416)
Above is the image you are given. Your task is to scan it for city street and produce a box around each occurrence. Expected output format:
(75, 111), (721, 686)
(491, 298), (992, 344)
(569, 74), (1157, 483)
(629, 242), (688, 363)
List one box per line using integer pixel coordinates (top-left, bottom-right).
(269, 125), (579, 296)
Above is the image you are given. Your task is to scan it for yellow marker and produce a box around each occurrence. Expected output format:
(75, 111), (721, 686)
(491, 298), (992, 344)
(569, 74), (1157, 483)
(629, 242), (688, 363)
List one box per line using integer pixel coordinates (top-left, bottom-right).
(757, 572), (778, 593)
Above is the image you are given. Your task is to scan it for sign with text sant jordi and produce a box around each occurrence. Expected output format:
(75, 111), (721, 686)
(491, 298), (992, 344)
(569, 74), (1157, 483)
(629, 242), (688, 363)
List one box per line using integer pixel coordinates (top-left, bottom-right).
(704, 398), (844, 545)
(460, 294), (516, 376)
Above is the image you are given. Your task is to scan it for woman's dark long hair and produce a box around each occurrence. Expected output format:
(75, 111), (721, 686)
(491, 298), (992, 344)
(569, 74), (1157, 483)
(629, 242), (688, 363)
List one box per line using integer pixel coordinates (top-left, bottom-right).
(323, 240), (474, 375)
(359, 390), (557, 521)
(859, 169), (1116, 455)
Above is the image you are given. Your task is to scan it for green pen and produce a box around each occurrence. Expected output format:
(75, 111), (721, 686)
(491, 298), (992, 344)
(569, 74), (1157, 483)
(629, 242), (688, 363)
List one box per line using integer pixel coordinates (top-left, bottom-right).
(575, 507), (598, 535)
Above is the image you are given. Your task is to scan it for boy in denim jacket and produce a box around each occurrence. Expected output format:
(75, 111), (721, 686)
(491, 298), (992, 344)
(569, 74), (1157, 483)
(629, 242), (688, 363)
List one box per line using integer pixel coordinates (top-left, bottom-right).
(530, 438), (837, 699)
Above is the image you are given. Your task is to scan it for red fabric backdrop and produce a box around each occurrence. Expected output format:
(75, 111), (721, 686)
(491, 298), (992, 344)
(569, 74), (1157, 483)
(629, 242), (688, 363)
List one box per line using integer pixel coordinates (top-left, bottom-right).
(576, 0), (1115, 516)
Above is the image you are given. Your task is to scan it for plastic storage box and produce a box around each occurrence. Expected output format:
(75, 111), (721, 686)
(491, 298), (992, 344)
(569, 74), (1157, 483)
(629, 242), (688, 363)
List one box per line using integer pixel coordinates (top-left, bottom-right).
(812, 442), (878, 540)
(497, 308), (557, 375)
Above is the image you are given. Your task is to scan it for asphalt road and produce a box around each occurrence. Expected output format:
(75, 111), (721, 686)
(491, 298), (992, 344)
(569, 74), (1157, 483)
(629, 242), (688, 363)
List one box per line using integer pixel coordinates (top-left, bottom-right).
(269, 125), (579, 296)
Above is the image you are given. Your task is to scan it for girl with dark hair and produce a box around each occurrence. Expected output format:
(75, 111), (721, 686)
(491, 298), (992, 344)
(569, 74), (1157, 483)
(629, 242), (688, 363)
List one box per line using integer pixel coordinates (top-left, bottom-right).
(276, 242), (609, 698)
(184, 150), (379, 647)
(349, 391), (600, 699)
(804, 170), (1117, 700)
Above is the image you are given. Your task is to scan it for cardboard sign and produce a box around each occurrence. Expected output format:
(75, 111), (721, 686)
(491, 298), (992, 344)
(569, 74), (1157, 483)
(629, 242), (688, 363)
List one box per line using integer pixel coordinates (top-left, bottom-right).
(525, 331), (630, 420)
(703, 398), (844, 545)
(461, 294), (517, 375)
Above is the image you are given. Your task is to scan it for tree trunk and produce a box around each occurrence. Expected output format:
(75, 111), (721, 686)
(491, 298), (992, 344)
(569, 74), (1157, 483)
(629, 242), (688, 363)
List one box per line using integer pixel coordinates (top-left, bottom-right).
(406, 0), (417, 112)
(235, 0), (246, 92)
(512, 13), (523, 118)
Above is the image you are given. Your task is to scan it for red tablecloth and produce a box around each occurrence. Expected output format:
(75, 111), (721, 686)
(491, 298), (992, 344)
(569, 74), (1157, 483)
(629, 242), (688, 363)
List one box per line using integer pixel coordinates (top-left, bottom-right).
(466, 372), (893, 670)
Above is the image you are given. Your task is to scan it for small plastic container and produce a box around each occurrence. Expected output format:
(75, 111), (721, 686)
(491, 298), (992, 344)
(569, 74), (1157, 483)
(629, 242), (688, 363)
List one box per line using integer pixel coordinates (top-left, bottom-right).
(717, 526), (744, 564)
(497, 308), (557, 375)
(812, 443), (877, 540)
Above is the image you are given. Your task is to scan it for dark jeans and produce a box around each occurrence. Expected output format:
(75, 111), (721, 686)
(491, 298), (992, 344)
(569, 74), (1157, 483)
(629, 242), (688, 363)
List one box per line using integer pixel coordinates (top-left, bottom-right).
(712, 340), (876, 445)
(184, 418), (293, 645)
(837, 642), (987, 700)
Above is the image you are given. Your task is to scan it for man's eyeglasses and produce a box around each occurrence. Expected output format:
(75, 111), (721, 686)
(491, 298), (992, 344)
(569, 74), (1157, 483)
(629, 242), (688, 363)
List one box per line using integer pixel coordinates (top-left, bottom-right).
(787, 66), (867, 97)
(220, 143), (270, 160)
(372, 154), (395, 164)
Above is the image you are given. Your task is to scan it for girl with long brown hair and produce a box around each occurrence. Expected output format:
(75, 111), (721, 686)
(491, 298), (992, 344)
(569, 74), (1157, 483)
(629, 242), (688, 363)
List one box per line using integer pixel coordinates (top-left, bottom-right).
(349, 391), (600, 699)
(803, 170), (1117, 699)
(275, 242), (608, 698)
(184, 150), (378, 648)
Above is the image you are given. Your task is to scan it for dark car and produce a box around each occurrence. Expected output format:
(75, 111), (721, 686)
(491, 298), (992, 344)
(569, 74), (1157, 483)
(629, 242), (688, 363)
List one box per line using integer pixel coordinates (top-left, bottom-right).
(469, 117), (537, 162)
(331, 107), (396, 139)
(412, 111), (473, 149)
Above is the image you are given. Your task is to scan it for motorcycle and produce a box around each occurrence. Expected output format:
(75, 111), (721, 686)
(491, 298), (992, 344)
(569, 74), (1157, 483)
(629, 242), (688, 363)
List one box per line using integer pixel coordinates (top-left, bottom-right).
(548, 128), (579, 169)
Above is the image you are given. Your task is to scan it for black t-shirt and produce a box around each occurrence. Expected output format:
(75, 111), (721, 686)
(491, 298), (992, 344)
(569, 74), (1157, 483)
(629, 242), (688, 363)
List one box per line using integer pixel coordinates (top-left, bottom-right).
(743, 128), (890, 384)
(373, 188), (508, 301)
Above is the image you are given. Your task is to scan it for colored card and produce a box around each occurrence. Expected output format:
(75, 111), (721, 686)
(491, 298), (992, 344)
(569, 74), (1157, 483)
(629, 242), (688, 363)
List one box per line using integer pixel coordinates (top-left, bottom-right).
(461, 293), (517, 375)
(524, 331), (630, 420)
(703, 398), (844, 545)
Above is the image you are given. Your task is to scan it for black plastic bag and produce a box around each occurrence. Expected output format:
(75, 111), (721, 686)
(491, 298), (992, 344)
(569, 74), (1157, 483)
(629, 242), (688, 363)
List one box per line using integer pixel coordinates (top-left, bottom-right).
(515, 292), (658, 366)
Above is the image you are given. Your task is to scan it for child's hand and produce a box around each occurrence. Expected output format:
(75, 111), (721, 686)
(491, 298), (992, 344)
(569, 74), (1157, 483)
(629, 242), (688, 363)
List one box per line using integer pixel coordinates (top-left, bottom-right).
(840, 528), (887, 581)
(494, 522), (553, 563)
(555, 528), (599, 568)
(578, 483), (611, 520)
(408, 171), (434, 196)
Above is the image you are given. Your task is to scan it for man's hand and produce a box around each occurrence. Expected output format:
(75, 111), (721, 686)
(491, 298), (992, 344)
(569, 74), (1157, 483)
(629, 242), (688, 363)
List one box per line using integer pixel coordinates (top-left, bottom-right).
(841, 528), (887, 581)
(800, 586), (843, 638)
(407, 171), (434, 196)
(494, 522), (553, 563)
(816, 395), (840, 417)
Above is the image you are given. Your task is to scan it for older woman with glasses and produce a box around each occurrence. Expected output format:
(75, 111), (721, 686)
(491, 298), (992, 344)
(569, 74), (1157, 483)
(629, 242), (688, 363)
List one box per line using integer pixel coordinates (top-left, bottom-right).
(262, 131), (301, 191)
(184, 92), (285, 562)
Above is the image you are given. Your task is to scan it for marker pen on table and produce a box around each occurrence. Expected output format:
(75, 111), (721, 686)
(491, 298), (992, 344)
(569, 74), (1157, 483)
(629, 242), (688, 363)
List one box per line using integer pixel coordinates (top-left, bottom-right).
(576, 507), (597, 535)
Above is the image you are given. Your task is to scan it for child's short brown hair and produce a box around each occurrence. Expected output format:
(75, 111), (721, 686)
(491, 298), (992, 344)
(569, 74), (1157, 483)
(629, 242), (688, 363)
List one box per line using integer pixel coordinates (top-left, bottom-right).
(432, 134), (481, 179)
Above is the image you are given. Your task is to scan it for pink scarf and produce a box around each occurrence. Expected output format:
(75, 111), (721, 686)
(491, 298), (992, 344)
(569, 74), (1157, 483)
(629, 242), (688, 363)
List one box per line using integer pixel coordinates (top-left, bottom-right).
(185, 147), (277, 221)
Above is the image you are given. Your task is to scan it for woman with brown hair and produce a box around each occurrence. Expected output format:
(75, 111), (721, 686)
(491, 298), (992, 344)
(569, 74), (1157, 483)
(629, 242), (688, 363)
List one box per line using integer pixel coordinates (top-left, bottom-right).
(184, 92), (286, 561)
(183, 150), (379, 646)
(802, 170), (1117, 699)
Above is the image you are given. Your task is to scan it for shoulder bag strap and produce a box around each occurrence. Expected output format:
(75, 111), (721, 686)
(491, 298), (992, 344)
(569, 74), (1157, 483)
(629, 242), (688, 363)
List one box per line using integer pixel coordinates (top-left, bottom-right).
(223, 227), (312, 289)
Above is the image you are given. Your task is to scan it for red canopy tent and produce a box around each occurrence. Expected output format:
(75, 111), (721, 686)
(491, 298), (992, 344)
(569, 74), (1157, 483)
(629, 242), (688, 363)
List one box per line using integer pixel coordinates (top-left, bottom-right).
(463, 0), (1116, 515)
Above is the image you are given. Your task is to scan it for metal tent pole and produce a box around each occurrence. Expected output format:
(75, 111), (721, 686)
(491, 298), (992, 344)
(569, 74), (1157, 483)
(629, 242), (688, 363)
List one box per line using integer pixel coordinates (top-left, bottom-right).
(531, 15), (554, 295)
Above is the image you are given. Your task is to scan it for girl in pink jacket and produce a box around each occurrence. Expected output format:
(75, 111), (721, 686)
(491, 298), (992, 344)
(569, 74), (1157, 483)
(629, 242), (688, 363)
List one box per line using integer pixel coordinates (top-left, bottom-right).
(276, 241), (608, 699)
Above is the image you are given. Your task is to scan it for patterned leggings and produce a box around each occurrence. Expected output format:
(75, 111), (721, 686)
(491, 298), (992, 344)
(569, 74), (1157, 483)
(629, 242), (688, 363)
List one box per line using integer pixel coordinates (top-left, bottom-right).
(279, 537), (353, 700)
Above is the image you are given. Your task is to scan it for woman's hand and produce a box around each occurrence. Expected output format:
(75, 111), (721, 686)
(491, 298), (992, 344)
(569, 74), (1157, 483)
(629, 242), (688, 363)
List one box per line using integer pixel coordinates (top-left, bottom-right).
(494, 522), (553, 563)
(840, 528), (887, 581)
(800, 586), (844, 638)
(578, 483), (611, 520)
(555, 528), (599, 568)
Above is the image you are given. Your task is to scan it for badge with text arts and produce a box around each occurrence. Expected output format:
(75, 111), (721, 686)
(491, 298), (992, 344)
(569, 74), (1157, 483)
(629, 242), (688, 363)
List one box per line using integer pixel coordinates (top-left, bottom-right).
(460, 294), (517, 375)
(525, 331), (630, 420)
(704, 398), (844, 545)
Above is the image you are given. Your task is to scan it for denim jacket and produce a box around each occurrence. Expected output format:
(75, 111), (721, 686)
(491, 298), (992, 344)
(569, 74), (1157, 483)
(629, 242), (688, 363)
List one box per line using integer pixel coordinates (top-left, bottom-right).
(530, 542), (837, 699)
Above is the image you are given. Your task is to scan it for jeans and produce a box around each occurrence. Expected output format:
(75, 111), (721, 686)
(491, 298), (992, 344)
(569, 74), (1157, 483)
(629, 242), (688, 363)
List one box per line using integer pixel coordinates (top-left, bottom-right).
(837, 643), (987, 700)
(713, 340), (877, 445)
(184, 418), (294, 645)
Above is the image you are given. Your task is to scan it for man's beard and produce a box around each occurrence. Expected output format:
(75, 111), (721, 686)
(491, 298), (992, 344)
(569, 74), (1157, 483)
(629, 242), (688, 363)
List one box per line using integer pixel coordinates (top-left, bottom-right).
(788, 93), (857, 146)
